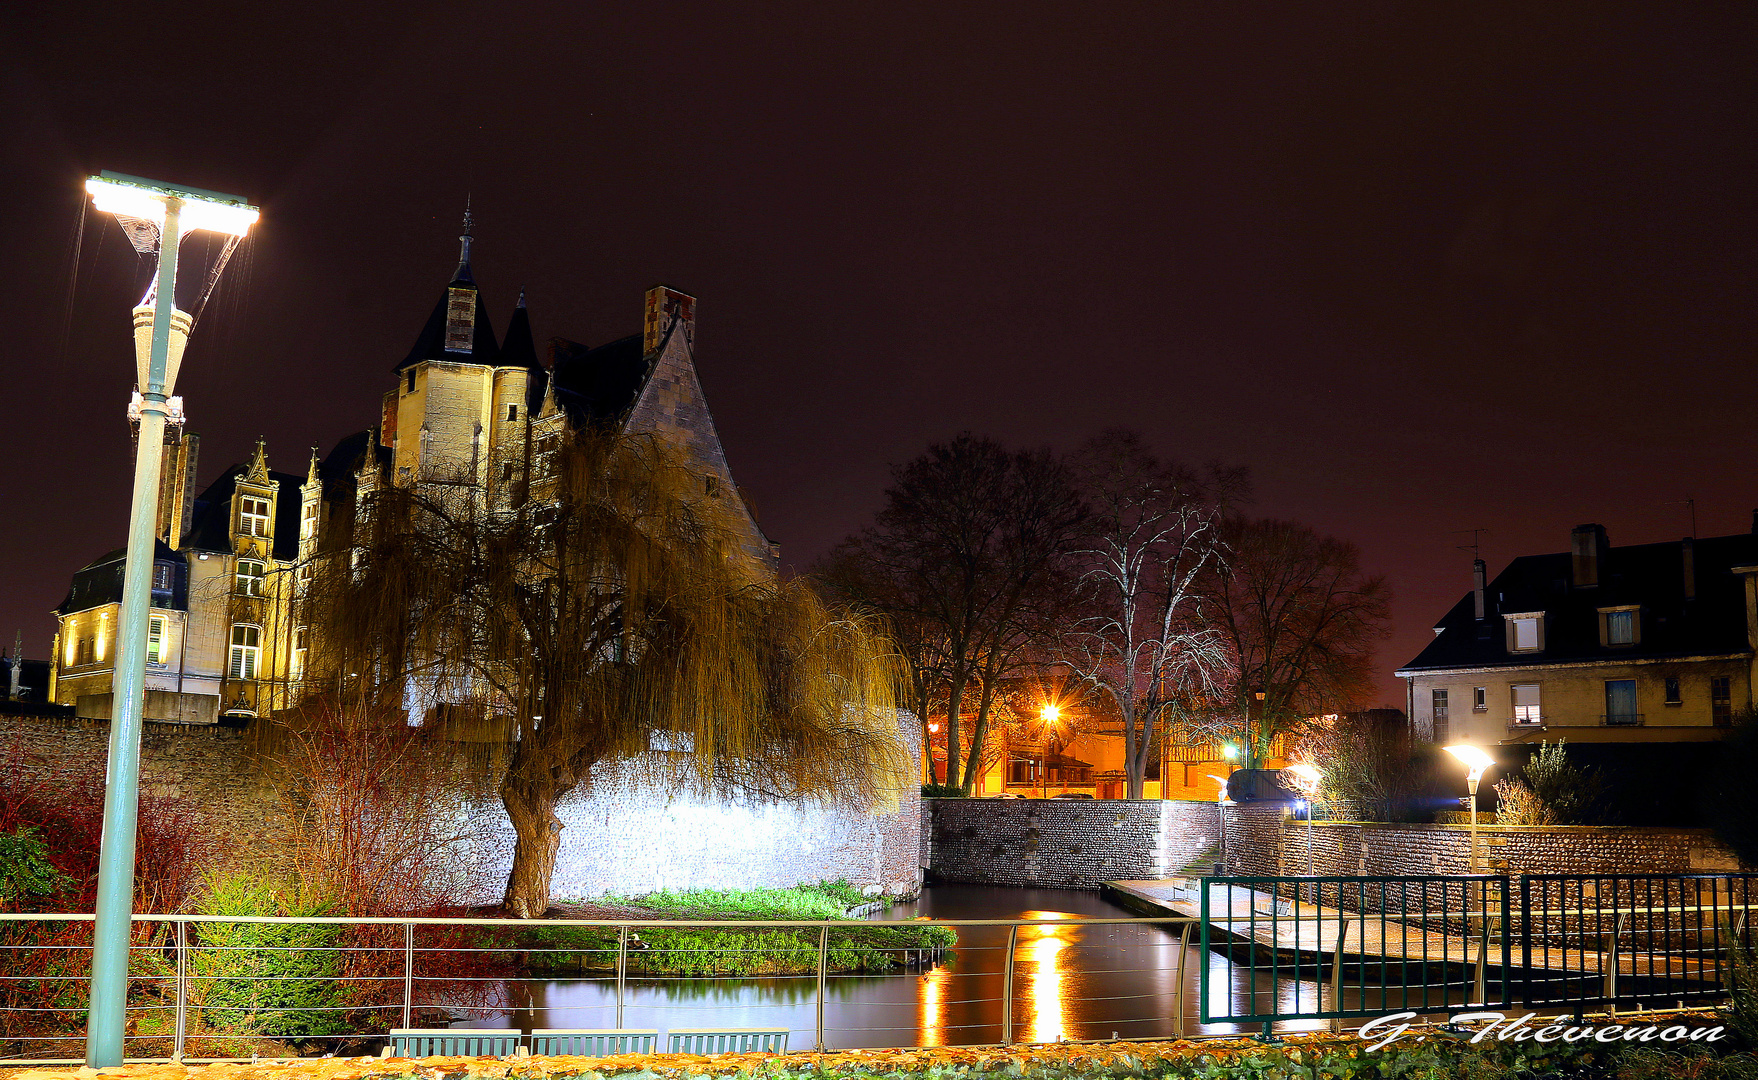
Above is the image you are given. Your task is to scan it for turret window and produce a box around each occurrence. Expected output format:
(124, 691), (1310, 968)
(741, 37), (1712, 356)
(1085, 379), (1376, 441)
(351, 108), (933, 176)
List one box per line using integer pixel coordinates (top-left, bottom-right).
(236, 559), (265, 597)
(292, 626), (308, 681)
(240, 496), (271, 537)
(506, 404), (519, 422)
(301, 502), (319, 541)
(228, 624), (261, 681)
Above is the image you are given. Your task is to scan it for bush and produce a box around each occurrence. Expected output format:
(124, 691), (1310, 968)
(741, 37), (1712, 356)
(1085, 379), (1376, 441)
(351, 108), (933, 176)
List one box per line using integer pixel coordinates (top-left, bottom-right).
(190, 871), (347, 1042)
(921, 783), (964, 798)
(1706, 713), (1758, 867)
(1494, 740), (1609, 825)
(0, 828), (69, 904)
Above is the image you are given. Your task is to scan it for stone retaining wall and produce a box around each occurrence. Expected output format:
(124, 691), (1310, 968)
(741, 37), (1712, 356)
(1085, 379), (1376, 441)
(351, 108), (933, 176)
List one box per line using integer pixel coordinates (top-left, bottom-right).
(0, 709), (921, 902)
(1221, 802), (1739, 878)
(922, 798), (1220, 889)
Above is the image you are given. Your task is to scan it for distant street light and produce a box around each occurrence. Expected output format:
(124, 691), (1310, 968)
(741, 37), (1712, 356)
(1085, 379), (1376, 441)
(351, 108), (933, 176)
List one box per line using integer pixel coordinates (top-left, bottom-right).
(83, 172), (257, 1070)
(1444, 744), (1496, 875)
(1039, 704), (1062, 798)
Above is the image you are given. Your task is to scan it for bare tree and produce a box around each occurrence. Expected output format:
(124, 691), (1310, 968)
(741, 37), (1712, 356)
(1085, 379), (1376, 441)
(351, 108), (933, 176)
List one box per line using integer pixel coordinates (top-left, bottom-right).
(1203, 518), (1392, 768)
(305, 429), (910, 916)
(820, 434), (1085, 794)
(1064, 431), (1244, 798)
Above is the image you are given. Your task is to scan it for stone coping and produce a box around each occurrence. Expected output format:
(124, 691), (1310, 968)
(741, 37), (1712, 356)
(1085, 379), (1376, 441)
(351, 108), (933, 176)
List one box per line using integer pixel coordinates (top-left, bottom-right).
(1296, 819), (1714, 835)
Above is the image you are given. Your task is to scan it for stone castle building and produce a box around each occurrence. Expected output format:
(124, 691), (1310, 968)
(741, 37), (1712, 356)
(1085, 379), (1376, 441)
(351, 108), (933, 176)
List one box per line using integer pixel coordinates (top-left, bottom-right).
(52, 219), (779, 725)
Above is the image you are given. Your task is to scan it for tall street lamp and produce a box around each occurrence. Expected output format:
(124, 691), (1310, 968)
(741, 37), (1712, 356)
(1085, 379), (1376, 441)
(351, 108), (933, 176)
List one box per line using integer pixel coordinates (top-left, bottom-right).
(1444, 744), (1496, 875)
(1039, 704), (1061, 798)
(1281, 762), (1324, 893)
(83, 173), (257, 1069)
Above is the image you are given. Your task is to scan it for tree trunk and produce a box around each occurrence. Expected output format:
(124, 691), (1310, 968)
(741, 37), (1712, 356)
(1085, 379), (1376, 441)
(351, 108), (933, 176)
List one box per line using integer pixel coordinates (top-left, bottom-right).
(501, 775), (564, 918)
(960, 676), (997, 794)
(944, 673), (966, 792)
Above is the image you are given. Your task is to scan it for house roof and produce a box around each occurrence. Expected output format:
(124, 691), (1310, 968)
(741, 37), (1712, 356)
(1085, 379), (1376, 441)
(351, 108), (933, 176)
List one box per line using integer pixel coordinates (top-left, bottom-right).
(57, 540), (186, 615)
(396, 283), (500, 372)
(1400, 530), (1758, 673)
(180, 465), (307, 561)
(548, 334), (653, 427)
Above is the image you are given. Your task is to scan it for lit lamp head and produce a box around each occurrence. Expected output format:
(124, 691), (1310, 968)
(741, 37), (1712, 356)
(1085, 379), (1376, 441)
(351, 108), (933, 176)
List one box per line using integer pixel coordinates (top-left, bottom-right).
(1040, 703), (1061, 725)
(1444, 743), (1496, 792)
(1221, 743), (1239, 761)
(86, 172), (259, 397)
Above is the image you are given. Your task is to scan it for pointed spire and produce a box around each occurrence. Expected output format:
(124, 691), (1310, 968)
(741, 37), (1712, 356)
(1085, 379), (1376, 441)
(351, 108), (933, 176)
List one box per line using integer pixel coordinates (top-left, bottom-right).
(246, 436), (270, 482)
(307, 445), (321, 484)
(452, 196), (475, 284)
(517, 284), (526, 309)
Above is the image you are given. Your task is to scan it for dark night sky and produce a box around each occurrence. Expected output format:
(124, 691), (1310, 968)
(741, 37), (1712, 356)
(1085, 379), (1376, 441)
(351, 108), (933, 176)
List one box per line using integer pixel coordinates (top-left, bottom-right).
(2, 3), (1753, 706)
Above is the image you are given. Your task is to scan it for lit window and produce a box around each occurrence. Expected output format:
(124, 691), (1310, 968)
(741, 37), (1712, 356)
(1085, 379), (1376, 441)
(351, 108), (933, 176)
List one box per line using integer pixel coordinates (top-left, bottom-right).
(236, 559), (265, 597)
(1431, 689), (1449, 743)
(292, 626), (308, 681)
(228, 624), (261, 681)
(1473, 686), (1487, 711)
(240, 496), (271, 538)
(1713, 677), (1733, 727)
(1505, 613), (1544, 653)
(301, 501), (319, 541)
(1512, 683), (1542, 725)
(147, 615), (165, 666)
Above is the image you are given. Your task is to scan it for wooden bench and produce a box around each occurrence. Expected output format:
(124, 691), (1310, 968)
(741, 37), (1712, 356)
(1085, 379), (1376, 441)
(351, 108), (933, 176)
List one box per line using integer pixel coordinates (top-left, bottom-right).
(529, 1028), (659, 1056)
(384, 1028), (523, 1058)
(666, 1027), (790, 1054)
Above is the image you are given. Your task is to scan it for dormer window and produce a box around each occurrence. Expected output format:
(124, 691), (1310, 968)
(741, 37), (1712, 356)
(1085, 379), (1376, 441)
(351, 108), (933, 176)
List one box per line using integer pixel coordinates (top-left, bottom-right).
(1599, 605), (1640, 647)
(240, 496), (271, 538)
(1505, 611), (1545, 654)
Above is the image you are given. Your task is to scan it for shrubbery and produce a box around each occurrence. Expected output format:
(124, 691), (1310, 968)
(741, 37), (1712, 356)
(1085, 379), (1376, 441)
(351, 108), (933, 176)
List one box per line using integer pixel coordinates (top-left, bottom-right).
(1493, 739), (1609, 825)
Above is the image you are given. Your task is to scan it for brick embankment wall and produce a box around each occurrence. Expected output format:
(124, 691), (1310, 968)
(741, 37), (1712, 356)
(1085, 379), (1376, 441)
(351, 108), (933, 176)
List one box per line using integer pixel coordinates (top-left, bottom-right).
(1221, 802), (1740, 878)
(922, 799), (1220, 889)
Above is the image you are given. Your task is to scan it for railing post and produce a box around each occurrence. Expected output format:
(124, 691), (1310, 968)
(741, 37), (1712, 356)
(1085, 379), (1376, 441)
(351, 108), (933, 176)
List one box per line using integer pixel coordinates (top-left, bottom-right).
(814, 923), (829, 1050)
(1328, 917), (1348, 1033)
(616, 925), (629, 1029)
(173, 919), (187, 1062)
(1000, 923), (1019, 1044)
(402, 922), (414, 1030)
(1605, 911), (1626, 1004)
(1173, 921), (1191, 1038)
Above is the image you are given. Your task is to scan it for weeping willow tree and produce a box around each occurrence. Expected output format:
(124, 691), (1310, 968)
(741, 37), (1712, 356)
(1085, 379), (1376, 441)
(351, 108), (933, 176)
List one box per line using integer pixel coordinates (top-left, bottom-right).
(303, 428), (910, 916)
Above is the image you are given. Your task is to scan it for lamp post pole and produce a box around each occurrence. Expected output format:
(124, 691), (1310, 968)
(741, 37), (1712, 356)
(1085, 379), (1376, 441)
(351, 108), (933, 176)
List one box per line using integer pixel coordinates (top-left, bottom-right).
(1466, 772), (1481, 876)
(87, 198), (182, 1070)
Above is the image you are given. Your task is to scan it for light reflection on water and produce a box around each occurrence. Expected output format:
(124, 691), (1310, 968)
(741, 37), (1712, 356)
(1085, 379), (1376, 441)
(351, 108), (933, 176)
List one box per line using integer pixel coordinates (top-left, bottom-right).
(455, 885), (1435, 1047)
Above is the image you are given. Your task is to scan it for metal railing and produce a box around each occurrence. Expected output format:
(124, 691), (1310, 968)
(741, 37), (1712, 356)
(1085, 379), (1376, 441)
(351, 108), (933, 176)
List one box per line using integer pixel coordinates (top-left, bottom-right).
(0, 912), (1204, 1064)
(1199, 872), (1758, 1031)
(1198, 875), (1510, 1032)
(1600, 713), (1645, 727)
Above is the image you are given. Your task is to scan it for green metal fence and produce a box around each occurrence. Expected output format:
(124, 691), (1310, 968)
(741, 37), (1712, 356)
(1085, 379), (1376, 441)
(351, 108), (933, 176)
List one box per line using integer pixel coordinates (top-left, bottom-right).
(1198, 875), (1511, 1030)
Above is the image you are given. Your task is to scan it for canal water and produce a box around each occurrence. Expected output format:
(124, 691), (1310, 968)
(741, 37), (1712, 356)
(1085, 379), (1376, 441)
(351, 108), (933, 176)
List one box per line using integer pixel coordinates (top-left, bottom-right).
(469, 884), (1397, 1048)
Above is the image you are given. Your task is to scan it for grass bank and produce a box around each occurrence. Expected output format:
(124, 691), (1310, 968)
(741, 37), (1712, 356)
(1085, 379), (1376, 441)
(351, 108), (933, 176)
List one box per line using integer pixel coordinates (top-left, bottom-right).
(526, 882), (953, 977)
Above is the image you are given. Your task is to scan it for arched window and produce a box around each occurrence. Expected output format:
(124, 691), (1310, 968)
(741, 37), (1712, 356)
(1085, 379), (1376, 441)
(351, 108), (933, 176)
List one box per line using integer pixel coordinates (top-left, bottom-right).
(291, 626), (309, 681)
(229, 624), (261, 681)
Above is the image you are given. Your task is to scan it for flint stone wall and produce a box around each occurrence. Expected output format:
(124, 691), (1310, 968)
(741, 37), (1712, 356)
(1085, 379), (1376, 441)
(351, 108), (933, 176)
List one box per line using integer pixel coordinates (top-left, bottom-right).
(921, 798), (1221, 889)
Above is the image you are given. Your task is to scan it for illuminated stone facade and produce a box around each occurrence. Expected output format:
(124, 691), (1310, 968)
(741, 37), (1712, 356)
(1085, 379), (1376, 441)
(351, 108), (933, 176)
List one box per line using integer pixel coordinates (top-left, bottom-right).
(54, 228), (779, 724)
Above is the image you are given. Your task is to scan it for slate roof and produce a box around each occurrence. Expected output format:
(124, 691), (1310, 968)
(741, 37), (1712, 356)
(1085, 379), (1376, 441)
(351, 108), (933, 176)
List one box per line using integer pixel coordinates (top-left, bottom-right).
(500, 302), (549, 415)
(180, 466), (307, 561)
(548, 334), (653, 428)
(1399, 530), (1758, 673)
(57, 540), (187, 615)
(395, 278), (499, 372)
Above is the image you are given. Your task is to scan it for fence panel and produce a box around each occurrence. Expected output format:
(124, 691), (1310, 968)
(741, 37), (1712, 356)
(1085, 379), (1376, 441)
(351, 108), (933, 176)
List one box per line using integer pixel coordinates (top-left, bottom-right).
(1197, 875), (1510, 1028)
(1518, 872), (1758, 1012)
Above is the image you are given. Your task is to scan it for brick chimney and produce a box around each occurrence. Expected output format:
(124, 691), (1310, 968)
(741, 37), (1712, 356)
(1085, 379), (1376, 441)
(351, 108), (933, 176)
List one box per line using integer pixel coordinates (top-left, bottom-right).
(1682, 536), (1696, 600)
(1473, 558), (1487, 620)
(1571, 524), (1608, 588)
